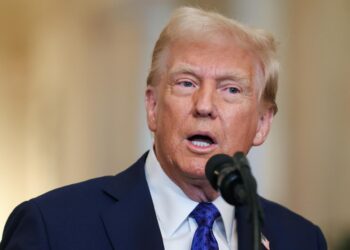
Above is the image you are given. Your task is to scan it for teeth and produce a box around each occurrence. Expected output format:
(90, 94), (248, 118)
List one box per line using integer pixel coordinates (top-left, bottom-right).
(191, 140), (211, 147)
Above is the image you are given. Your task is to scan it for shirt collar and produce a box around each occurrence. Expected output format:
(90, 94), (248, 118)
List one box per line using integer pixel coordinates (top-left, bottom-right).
(213, 195), (235, 242)
(145, 148), (235, 241)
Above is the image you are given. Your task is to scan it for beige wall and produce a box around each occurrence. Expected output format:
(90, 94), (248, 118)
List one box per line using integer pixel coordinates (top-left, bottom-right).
(0, 0), (143, 231)
(1, 0), (349, 248)
(287, 0), (350, 246)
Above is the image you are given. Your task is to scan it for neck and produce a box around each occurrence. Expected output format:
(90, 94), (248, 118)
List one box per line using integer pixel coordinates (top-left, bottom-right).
(165, 169), (219, 202)
(179, 181), (219, 202)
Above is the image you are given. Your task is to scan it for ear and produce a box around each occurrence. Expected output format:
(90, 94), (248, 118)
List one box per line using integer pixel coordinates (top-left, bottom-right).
(253, 106), (274, 146)
(145, 86), (158, 132)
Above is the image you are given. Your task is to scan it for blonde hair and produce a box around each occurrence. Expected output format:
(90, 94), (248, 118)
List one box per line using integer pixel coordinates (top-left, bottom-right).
(147, 7), (279, 114)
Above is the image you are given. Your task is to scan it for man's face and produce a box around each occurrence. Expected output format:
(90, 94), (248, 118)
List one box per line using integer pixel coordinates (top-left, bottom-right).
(146, 38), (273, 195)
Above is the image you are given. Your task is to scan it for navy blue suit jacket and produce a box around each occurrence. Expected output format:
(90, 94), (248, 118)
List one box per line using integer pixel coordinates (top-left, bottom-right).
(1, 153), (327, 250)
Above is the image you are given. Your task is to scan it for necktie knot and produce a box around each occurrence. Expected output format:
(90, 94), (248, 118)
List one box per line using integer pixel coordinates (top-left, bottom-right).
(190, 202), (220, 228)
(190, 203), (220, 250)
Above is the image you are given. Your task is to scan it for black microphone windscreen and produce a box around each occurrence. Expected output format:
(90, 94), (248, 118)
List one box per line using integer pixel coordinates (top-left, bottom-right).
(205, 154), (233, 190)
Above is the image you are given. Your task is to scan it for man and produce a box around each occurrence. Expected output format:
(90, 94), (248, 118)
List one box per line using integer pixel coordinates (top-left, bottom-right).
(1, 7), (326, 250)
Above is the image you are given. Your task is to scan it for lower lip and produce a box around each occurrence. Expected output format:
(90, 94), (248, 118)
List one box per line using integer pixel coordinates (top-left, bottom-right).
(185, 140), (218, 154)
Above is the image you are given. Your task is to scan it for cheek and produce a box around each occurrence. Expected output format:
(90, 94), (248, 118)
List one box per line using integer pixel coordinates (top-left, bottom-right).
(162, 95), (191, 121)
(220, 106), (259, 149)
(155, 98), (186, 137)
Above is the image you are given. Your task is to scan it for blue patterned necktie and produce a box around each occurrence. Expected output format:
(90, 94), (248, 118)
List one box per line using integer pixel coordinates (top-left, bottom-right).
(190, 202), (220, 250)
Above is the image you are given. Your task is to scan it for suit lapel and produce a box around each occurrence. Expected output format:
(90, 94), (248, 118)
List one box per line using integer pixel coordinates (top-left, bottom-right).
(100, 153), (164, 250)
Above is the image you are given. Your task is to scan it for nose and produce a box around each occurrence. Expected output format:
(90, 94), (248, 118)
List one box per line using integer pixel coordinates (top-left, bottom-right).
(193, 84), (218, 119)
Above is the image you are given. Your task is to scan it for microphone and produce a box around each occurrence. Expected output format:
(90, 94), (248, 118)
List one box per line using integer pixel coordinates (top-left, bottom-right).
(205, 153), (247, 206)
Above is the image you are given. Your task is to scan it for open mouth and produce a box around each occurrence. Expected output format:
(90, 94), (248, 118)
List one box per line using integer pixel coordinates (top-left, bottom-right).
(187, 134), (216, 148)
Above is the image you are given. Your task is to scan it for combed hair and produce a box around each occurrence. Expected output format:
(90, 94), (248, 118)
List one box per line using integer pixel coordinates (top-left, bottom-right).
(146, 6), (279, 114)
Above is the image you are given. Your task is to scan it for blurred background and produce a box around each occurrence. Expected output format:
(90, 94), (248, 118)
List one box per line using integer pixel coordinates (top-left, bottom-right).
(0, 0), (349, 248)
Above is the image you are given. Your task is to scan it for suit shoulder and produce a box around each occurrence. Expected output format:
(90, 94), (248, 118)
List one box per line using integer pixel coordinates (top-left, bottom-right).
(260, 197), (327, 249)
(29, 175), (120, 213)
(260, 197), (316, 228)
(0, 177), (114, 249)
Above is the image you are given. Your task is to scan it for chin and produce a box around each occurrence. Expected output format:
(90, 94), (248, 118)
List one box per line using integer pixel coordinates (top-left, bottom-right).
(182, 161), (207, 179)
(174, 150), (212, 178)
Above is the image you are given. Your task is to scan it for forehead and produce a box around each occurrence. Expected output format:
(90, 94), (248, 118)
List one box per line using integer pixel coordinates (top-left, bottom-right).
(164, 38), (261, 82)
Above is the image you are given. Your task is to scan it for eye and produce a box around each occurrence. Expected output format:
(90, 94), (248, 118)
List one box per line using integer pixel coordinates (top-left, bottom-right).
(178, 81), (195, 88)
(172, 80), (197, 96)
(227, 86), (240, 94)
(220, 84), (242, 102)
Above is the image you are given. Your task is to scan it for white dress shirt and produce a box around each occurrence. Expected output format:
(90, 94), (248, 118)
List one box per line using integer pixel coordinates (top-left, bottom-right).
(145, 148), (238, 250)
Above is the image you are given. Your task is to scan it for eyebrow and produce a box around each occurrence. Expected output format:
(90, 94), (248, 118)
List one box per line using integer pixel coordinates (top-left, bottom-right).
(169, 64), (198, 79)
(169, 63), (250, 86)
